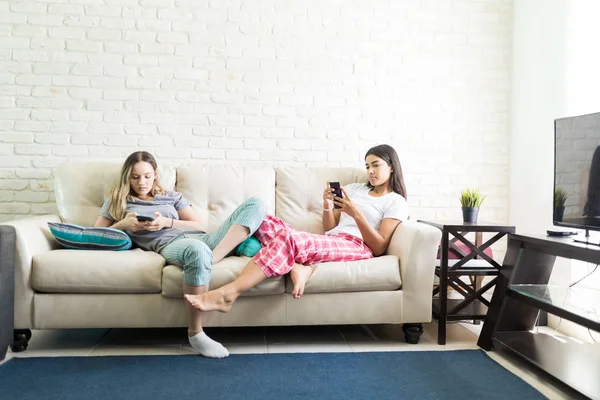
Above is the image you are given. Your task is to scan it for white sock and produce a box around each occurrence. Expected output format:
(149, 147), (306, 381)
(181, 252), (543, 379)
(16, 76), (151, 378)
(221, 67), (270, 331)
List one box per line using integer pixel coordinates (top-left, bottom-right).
(188, 331), (229, 358)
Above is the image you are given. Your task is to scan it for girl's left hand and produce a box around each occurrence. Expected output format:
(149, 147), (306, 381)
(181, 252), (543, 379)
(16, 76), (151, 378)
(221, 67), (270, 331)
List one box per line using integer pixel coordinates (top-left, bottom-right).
(142, 211), (169, 231)
(333, 188), (360, 218)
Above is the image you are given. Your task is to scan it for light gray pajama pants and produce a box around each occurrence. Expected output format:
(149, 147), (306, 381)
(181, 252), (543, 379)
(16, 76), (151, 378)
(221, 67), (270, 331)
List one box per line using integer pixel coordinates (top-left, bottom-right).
(159, 197), (267, 286)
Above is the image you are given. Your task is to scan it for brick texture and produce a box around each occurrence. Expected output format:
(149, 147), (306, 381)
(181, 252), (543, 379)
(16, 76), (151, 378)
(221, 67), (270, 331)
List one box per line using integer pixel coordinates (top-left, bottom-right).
(0, 0), (512, 224)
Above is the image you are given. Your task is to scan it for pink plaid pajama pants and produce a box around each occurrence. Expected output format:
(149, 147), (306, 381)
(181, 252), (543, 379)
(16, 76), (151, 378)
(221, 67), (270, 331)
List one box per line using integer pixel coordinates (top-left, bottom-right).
(252, 215), (374, 277)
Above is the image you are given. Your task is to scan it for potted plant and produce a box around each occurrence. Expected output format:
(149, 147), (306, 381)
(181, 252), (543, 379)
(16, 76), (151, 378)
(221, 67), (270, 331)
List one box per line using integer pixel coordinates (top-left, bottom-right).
(554, 188), (568, 222)
(460, 188), (486, 223)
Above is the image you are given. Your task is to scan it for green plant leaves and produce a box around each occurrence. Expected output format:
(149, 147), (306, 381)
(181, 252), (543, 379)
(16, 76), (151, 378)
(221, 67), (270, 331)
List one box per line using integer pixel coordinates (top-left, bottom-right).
(460, 188), (486, 208)
(554, 188), (568, 209)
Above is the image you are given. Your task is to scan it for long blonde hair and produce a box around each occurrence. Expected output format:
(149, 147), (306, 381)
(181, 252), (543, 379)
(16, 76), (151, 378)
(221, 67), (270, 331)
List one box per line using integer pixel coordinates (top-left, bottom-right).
(108, 151), (167, 220)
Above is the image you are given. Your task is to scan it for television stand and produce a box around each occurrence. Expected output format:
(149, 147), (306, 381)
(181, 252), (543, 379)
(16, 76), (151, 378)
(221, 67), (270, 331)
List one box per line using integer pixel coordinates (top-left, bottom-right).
(478, 234), (600, 400)
(573, 229), (600, 246)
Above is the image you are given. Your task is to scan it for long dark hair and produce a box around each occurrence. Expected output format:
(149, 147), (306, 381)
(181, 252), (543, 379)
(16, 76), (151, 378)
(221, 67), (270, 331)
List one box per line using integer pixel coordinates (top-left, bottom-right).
(365, 144), (407, 199)
(583, 145), (600, 216)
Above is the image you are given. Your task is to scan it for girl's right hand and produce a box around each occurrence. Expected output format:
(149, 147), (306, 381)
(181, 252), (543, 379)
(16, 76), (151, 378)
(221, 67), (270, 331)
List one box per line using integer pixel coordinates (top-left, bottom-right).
(323, 182), (334, 210)
(120, 212), (144, 231)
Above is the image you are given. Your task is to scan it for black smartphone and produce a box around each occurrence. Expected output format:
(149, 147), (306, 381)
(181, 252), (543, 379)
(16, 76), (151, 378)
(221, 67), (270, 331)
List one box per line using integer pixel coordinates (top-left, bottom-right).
(136, 215), (155, 222)
(329, 181), (343, 209)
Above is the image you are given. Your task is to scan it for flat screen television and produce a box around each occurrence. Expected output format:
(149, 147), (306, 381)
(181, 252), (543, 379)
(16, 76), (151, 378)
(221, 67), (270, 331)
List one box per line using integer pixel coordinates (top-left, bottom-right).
(554, 111), (600, 239)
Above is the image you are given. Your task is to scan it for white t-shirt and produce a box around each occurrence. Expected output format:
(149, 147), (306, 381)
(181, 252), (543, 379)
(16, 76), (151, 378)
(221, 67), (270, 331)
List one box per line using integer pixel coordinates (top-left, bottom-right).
(325, 183), (409, 240)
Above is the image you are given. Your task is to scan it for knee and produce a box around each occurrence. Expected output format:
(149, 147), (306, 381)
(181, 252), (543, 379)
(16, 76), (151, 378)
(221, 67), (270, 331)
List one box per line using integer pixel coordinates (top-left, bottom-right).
(245, 196), (267, 219)
(271, 228), (292, 244)
(182, 241), (212, 269)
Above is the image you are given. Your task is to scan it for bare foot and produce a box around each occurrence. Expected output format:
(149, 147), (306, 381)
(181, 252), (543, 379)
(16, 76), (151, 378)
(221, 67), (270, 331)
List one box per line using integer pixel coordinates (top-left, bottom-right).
(184, 290), (235, 313)
(290, 264), (313, 299)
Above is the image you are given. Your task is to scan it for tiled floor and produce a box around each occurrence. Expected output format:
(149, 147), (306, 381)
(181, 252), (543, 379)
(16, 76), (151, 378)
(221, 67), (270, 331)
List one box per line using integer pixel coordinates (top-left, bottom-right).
(1, 322), (583, 399)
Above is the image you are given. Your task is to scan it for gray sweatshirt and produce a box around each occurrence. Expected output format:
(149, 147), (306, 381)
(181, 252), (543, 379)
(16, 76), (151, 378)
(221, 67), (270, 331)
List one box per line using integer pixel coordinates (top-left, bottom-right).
(99, 191), (204, 252)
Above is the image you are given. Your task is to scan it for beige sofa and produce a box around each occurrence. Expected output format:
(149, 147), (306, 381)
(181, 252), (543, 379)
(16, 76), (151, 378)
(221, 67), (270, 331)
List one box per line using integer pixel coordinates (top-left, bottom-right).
(4, 162), (441, 350)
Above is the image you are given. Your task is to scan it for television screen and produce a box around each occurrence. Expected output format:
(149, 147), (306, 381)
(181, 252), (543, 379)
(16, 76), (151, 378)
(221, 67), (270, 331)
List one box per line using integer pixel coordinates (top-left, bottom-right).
(554, 111), (600, 231)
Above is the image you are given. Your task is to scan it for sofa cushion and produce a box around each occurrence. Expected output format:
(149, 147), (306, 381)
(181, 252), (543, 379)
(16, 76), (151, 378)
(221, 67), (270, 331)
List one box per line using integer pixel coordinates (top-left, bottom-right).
(175, 164), (275, 232)
(48, 222), (132, 251)
(161, 256), (285, 298)
(31, 249), (164, 294)
(284, 255), (401, 294)
(275, 167), (367, 233)
(54, 162), (176, 227)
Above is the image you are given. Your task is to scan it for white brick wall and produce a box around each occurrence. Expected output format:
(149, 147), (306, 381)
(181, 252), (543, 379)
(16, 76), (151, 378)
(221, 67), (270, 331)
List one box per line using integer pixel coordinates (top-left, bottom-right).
(0, 0), (513, 224)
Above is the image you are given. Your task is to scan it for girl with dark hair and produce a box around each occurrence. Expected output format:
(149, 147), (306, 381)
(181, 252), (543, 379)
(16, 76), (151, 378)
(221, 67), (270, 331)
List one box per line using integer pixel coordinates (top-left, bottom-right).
(365, 143), (407, 198)
(94, 151), (267, 358)
(583, 145), (600, 216)
(184, 144), (409, 314)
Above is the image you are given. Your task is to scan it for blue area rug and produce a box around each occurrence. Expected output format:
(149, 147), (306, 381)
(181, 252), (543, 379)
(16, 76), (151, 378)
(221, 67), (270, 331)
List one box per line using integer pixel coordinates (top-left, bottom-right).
(0, 350), (544, 400)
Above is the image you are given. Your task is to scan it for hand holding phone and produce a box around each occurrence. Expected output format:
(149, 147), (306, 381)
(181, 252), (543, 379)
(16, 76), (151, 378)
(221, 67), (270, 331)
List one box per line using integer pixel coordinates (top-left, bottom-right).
(136, 215), (155, 222)
(329, 181), (343, 209)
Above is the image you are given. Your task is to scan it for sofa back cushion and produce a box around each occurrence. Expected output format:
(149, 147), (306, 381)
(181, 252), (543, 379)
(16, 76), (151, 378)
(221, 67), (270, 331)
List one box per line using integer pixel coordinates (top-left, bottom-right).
(55, 162), (176, 227)
(175, 164), (275, 232)
(55, 163), (361, 234)
(275, 167), (367, 233)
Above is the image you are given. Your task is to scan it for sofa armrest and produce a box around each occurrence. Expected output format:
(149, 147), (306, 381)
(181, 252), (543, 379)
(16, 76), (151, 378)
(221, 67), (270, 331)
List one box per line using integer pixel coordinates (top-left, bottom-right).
(1, 215), (61, 329)
(0, 225), (16, 360)
(386, 220), (441, 323)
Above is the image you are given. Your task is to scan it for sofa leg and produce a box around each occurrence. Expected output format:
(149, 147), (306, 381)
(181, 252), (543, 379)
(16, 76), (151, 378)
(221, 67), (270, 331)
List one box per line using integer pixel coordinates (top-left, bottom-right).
(10, 329), (32, 353)
(402, 323), (424, 344)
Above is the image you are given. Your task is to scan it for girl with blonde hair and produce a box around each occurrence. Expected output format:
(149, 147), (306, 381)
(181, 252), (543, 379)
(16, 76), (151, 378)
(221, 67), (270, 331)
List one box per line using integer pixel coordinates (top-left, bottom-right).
(95, 151), (266, 358)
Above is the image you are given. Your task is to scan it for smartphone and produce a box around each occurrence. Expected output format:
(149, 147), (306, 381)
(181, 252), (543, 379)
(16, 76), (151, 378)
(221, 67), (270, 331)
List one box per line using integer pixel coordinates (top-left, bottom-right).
(136, 215), (155, 222)
(329, 181), (343, 209)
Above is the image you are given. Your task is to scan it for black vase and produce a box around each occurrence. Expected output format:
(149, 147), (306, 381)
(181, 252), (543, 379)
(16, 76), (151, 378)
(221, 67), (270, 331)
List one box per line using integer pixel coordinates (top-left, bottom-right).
(462, 207), (479, 224)
(553, 207), (565, 222)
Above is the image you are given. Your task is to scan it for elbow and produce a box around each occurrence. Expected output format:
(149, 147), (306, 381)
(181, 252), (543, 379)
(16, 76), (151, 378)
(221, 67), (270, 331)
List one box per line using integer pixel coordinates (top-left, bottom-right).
(372, 246), (387, 257)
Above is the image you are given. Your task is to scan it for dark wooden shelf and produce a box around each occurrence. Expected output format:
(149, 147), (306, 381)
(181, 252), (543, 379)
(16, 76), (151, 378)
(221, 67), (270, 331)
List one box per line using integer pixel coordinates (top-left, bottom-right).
(421, 220), (515, 345)
(507, 286), (600, 332)
(512, 233), (600, 265)
(436, 267), (499, 276)
(432, 298), (488, 320)
(479, 233), (600, 399)
(419, 220), (516, 233)
(435, 259), (494, 268)
(493, 331), (600, 400)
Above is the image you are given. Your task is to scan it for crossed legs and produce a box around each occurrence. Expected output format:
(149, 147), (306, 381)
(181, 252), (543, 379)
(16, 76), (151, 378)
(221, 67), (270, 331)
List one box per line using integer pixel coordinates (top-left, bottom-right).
(185, 215), (374, 314)
(185, 261), (313, 312)
(160, 224), (251, 358)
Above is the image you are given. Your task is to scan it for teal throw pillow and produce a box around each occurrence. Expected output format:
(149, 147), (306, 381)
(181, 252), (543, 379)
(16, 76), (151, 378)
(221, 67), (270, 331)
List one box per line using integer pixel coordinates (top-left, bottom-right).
(48, 222), (132, 251)
(235, 236), (262, 257)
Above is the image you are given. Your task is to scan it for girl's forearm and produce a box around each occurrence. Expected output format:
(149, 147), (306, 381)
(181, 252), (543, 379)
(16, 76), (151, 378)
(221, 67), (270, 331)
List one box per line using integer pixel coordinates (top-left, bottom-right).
(109, 220), (127, 230)
(353, 213), (386, 256)
(322, 209), (337, 231)
(171, 218), (203, 230)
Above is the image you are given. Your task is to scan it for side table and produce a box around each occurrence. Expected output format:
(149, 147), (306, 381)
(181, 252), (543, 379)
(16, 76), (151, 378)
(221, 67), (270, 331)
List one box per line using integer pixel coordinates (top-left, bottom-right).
(0, 225), (16, 361)
(418, 220), (515, 345)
